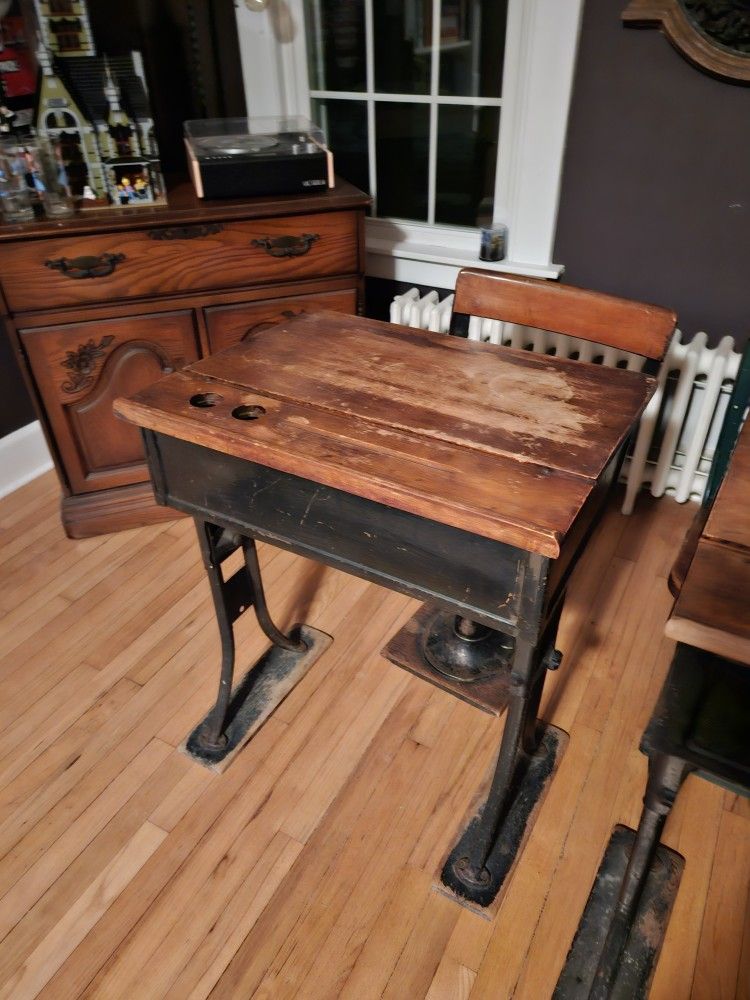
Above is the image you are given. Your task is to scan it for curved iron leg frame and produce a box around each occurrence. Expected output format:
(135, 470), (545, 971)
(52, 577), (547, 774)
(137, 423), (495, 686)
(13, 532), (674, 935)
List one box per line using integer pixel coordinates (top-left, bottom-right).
(241, 537), (307, 653)
(589, 753), (691, 999)
(195, 520), (304, 750)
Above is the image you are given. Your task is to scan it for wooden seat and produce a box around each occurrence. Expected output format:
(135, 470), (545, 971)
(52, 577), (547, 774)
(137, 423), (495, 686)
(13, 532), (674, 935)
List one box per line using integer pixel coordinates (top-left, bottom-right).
(450, 268), (676, 361)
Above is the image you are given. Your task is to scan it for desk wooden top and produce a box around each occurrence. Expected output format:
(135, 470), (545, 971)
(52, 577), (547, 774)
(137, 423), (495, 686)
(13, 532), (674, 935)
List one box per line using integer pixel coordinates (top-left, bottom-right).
(115, 311), (655, 558)
(704, 421), (750, 553)
(667, 420), (750, 664)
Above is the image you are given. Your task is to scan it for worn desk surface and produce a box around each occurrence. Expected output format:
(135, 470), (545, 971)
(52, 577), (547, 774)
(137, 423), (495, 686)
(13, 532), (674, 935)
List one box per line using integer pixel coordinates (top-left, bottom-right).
(114, 311), (654, 558)
(666, 420), (750, 664)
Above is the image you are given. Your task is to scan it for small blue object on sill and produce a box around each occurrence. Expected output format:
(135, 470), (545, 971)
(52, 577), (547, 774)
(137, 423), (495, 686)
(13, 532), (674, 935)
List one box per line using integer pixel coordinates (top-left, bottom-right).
(479, 225), (508, 263)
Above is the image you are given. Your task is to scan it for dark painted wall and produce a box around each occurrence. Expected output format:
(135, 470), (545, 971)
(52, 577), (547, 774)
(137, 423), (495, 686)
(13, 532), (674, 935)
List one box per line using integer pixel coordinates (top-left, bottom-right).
(554, 0), (749, 346)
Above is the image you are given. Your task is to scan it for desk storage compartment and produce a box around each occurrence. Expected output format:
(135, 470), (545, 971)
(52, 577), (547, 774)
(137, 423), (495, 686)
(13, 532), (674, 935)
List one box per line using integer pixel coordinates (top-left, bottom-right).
(21, 312), (199, 493)
(204, 287), (358, 353)
(0, 210), (359, 312)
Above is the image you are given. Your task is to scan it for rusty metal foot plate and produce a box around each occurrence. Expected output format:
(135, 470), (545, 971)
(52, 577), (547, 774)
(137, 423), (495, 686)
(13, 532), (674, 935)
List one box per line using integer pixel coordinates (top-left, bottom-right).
(438, 725), (567, 911)
(554, 825), (684, 999)
(182, 624), (332, 772)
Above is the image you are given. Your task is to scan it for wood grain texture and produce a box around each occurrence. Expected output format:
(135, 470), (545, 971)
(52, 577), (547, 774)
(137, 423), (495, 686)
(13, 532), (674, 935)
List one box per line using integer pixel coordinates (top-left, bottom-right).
(704, 419), (750, 553)
(2, 181), (368, 537)
(115, 311), (653, 555)
(0, 177), (371, 242)
(665, 540), (750, 665)
(0, 212), (359, 313)
(453, 268), (676, 360)
(0, 476), (744, 998)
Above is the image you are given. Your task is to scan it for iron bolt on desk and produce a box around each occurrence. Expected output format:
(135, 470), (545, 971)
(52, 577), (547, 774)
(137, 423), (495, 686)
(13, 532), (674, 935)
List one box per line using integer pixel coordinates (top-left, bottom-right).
(115, 305), (661, 908)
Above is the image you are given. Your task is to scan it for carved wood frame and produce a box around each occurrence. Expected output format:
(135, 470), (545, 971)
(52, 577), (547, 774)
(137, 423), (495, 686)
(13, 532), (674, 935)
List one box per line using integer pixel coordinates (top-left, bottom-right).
(623, 1), (750, 83)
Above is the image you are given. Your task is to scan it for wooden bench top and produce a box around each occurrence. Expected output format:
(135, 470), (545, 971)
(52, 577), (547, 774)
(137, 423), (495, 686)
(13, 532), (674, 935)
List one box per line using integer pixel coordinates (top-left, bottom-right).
(115, 311), (655, 558)
(667, 420), (750, 665)
(666, 540), (750, 665)
(704, 421), (750, 553)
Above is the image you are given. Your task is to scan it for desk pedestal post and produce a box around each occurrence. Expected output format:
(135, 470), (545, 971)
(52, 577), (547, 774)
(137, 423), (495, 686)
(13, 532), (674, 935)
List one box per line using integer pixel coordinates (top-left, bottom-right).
(449, 608), (561, 896)
(194, 520), (306, 751)
(588, 754), (690, 999)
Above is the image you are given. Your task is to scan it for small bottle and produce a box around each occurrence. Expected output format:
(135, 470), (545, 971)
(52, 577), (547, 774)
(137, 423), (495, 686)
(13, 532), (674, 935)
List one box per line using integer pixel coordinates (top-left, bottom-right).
(0, 142), (35, 223)
(36, 136), (75, 218)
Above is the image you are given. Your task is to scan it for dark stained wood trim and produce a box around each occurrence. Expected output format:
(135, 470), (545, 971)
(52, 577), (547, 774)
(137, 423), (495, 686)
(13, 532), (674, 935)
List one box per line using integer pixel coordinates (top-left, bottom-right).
(0, 178), (372, 243)
(623, 0), (750, 84)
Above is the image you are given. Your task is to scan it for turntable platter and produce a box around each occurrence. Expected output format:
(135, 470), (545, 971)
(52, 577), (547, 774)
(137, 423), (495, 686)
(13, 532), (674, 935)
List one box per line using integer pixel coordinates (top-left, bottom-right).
(196, 135), (280, 155)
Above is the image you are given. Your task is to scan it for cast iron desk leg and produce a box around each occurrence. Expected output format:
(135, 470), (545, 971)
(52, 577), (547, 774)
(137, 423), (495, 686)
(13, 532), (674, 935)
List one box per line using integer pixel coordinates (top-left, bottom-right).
(588, 753), (691, 999)
(194, 519), (306, 751)
(446, 607), (563, 899)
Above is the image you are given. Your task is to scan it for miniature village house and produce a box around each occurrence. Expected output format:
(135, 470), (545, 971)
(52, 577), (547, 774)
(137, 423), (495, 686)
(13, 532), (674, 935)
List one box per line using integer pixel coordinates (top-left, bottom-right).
(32, 0), (164, 205)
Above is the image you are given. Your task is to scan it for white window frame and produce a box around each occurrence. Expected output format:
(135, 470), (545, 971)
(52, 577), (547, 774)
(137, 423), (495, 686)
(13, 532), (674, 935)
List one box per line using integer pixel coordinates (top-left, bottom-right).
(235, 0), (583, 288)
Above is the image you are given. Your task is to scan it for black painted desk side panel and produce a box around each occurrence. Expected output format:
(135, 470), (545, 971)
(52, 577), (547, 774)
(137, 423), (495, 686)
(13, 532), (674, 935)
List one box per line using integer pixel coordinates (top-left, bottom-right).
(146, 431), (541, 636)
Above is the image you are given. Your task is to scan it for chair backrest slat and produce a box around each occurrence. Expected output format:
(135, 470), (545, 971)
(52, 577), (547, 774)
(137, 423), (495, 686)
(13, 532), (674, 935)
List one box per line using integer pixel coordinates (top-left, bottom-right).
(453, 269), (676, 362)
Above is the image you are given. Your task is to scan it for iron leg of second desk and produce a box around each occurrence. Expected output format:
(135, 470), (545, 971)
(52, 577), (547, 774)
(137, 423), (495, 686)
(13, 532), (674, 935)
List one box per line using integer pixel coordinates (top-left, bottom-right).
(183, 520), (332, 771)
(441, 612), (567, 908)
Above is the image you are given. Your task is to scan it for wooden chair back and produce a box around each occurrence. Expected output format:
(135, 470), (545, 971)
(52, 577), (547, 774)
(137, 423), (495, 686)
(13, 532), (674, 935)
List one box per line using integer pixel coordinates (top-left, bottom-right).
(451, 268), (676, 362)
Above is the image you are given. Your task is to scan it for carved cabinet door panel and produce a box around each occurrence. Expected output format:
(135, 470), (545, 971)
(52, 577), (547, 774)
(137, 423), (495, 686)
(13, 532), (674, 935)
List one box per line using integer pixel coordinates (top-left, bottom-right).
(20, 311), (200, 494)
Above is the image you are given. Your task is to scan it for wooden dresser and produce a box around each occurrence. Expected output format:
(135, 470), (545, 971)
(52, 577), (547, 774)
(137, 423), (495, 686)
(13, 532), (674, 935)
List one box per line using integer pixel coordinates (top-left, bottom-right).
(0, 179), (369, 537)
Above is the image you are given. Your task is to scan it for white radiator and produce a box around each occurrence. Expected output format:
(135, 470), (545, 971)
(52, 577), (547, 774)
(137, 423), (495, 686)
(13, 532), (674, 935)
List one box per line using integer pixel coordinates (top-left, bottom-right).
(389, 288), (741, 513)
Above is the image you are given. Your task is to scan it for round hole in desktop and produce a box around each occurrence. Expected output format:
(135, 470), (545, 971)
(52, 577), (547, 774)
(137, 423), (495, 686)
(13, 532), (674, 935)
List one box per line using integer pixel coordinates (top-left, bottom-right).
(232, 404), (266, 421)
(189, 392), (223, 408)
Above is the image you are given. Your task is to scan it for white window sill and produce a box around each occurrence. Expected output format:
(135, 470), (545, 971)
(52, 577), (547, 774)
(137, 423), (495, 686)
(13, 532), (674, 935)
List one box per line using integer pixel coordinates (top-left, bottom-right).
(364, 218), (564, 289)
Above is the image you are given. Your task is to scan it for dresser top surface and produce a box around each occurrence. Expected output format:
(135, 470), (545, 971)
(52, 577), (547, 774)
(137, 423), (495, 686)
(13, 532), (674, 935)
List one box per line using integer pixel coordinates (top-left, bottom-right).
(0, 178), (370, 243)
(115, 311), (655, 557)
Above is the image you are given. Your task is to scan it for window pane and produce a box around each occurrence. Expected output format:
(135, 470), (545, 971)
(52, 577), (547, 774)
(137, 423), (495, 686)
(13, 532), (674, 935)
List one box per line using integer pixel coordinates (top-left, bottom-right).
(439, 0), (507, 98)
(304, 0), (366, 92)
(435, 105), (499, 226)
(375, 103), (429, 220)
(373, 1), (431, 95)
(312, 98), (370, 197)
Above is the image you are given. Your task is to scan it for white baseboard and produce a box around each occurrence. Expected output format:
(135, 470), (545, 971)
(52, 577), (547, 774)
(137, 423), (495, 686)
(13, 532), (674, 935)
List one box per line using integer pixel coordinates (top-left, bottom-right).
(0, 421), (54, 500)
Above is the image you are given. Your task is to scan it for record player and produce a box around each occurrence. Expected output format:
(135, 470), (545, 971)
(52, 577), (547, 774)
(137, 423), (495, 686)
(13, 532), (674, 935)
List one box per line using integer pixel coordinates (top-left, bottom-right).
(184, 117), (334, 199)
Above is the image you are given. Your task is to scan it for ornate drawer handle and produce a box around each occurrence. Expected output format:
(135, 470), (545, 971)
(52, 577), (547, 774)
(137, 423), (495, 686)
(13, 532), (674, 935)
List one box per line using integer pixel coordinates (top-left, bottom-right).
(250, 233), (320, 258)
(45, 253), (126, 279)
(148, 223), (224, 241)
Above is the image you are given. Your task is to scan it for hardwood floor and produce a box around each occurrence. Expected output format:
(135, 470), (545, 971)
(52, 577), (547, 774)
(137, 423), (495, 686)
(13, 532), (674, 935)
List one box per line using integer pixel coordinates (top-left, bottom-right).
(0, 472), (747, 999)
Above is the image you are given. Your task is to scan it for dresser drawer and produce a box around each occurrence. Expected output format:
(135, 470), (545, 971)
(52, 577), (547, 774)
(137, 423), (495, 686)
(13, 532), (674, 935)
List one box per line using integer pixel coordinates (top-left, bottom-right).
(204, 287), (359, 353)
(0, 210), (360, 312)
(20, 312), (199, 493)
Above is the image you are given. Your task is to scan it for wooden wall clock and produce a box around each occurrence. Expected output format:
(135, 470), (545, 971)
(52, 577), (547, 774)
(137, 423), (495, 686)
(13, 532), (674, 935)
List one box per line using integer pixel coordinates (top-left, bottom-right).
(623, 1), (750, 83)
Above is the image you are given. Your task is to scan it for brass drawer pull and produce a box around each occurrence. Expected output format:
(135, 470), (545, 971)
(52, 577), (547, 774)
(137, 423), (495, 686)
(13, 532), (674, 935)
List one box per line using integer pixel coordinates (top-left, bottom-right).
(45, 253), (126, 279)
(251, 233), (320, 258)
(148, 223), (224, 241)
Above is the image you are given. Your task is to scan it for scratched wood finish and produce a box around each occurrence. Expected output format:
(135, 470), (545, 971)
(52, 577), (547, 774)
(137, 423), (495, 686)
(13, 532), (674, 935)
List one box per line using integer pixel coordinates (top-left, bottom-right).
(120, 370), (591, 556)
(188, 311), (656, 480)
(453, 269), (676, 361)
(115, 310), (654, 555)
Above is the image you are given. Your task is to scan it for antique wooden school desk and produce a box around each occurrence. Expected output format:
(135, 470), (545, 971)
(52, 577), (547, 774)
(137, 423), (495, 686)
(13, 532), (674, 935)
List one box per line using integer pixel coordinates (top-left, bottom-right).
(114, 296), (665, 908)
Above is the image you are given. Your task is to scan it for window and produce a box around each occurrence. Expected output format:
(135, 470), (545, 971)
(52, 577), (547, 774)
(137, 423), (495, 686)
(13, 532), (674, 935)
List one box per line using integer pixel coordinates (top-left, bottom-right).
(234, 0), (584, 286)
(306, 0), (506, 229)
(48, 0), (74, 13)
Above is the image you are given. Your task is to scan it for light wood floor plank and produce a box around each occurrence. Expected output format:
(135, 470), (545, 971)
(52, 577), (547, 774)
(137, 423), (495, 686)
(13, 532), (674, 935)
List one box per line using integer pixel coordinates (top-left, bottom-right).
(0, 484), (744, 1000)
